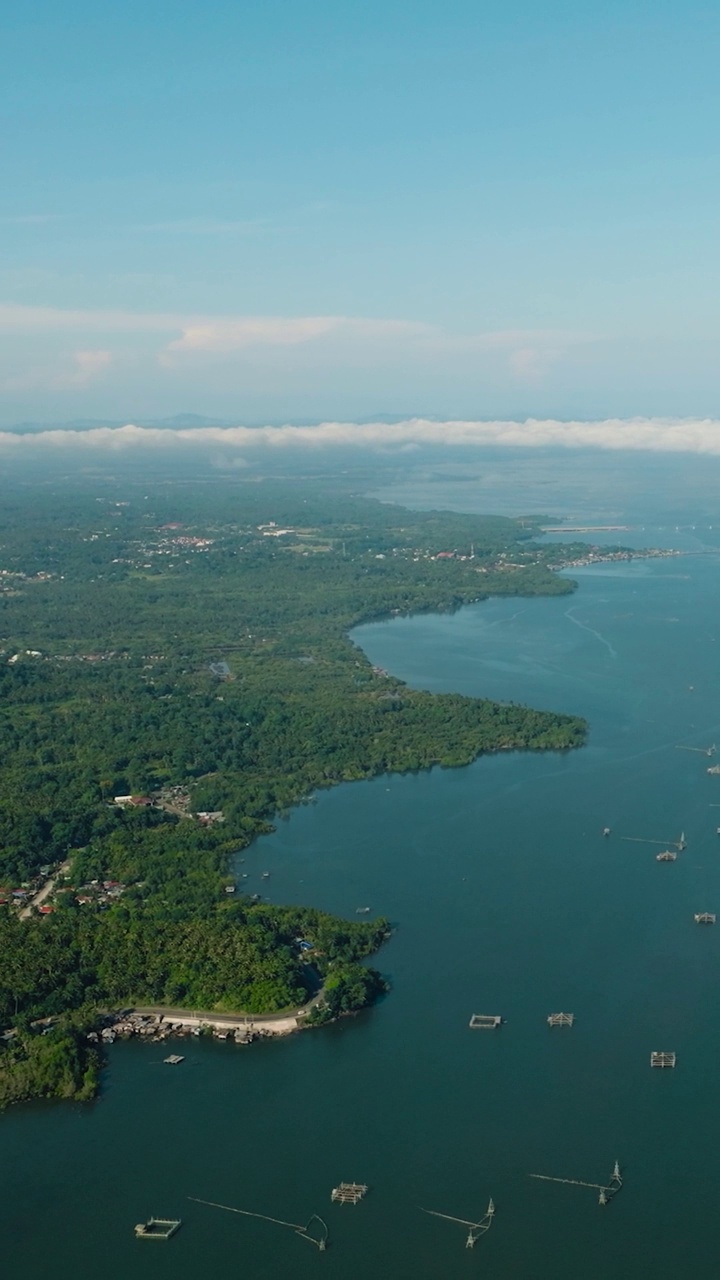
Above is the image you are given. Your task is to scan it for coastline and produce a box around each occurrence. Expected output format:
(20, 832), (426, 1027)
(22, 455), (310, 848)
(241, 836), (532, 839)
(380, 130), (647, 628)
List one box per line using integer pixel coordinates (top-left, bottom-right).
(98, 994), (328, 1045)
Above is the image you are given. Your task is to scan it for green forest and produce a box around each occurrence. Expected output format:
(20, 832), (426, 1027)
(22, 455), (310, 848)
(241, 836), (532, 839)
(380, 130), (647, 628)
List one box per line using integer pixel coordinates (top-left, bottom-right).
(0, 474), (589, 1103)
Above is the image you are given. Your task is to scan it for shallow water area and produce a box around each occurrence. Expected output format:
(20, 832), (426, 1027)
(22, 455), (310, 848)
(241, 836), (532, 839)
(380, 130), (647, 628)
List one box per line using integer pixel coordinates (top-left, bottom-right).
(3, 502), (720, 1276)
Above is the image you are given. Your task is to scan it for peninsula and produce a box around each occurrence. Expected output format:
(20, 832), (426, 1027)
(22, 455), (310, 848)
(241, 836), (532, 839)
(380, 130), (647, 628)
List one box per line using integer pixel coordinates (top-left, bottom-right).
(0, 477), (600, 1104)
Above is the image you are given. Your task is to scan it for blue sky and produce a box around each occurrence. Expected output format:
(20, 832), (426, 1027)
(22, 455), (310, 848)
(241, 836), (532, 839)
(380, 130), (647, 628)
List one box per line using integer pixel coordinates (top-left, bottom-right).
(2, 0), (720, 424)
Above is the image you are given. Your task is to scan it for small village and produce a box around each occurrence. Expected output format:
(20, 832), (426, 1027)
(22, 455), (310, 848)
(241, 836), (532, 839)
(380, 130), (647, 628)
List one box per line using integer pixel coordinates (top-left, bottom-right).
(90, 1011), (261, 1047)
(0, 866), (128, 916)
(113, 790), (225, 825)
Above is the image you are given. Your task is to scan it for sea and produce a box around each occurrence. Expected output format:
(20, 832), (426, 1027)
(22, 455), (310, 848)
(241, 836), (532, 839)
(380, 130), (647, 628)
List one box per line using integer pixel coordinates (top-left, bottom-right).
(4, 448), (720, 1279)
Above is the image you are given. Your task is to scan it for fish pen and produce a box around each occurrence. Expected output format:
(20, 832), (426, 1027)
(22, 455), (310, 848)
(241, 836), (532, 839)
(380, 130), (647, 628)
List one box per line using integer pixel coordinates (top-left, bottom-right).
(468, 1014), (502, 1029)
(623, 831), (686, 851)
(134, 1218), (181, 1240)
(421, 1197), (495, 1249)
(547, 1013), (575, 1027)
(331, 1183), (368, 1204)
(650, 1051), (676, 1068)
(189, 1197), (329, 1250)
(530, 1161), (622, 1207)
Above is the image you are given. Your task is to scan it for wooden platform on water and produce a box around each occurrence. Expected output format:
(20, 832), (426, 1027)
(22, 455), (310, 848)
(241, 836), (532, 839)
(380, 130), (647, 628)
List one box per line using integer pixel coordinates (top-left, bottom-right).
(695, 912), (716, 924)
(331, 1182), (368, 1204)
(547, 1013), (574, 1027)
(656, 851), (677, 862)
(469, 1014), (502, 1029)
(163, 1054), (184, 1065)
(650, 1051), (676, 1068)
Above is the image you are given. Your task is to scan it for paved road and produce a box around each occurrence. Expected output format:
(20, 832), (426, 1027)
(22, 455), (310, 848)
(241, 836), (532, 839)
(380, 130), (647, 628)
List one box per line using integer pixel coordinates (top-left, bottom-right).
(20, 861), (70, 919)
(130, 988), (325, 1027)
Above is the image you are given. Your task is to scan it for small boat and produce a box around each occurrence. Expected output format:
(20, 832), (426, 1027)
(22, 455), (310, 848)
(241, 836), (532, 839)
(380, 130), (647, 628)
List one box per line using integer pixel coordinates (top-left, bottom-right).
(355, 906), (371, 914)
(261, 872), (271, 880)
(134, 1217), (181, 1240)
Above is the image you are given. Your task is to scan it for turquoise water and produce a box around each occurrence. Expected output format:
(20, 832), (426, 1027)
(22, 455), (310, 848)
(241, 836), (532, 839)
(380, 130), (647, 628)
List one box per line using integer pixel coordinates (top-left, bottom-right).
(4, 524), (720, 1275)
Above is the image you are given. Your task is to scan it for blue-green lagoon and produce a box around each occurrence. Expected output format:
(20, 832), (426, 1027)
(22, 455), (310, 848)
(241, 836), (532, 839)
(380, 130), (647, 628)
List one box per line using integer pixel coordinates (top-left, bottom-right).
(3, 518), (720, 1277)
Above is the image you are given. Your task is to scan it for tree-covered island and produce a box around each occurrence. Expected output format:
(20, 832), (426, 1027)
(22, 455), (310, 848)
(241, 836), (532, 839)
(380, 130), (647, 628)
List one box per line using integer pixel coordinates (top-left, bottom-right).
(0, 476), (619, 1105)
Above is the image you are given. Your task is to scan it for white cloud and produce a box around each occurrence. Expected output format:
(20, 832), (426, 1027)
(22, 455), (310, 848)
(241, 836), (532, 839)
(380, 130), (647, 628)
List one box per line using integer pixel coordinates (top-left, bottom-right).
(163, 315), (431, 357)
(0, 304), (181, 334)
(0, 348), (112, 393)
(0, 303), (580, 380)
(0, 304), (428, 345)
(164, 316), (342, 355)
(2, 417), (720, 455)
(56, 349), (112, 388)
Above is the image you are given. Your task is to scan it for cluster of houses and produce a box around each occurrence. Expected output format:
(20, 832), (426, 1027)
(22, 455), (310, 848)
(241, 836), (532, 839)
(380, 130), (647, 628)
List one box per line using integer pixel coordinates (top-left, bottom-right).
(113, 793), (224, 825)
(53, 650), (124, 663)
(131, 530), (216, 564)
(94, 1012), (256, 1045)
(0, 865), (57, 913)
(0, 869), (127, 915)
(158, 784), (192, 813)
(71, 879), (126, 907)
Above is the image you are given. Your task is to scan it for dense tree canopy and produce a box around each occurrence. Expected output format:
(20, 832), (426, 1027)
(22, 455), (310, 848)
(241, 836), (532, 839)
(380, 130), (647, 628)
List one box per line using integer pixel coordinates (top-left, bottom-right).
(0, 475), (591, 1101)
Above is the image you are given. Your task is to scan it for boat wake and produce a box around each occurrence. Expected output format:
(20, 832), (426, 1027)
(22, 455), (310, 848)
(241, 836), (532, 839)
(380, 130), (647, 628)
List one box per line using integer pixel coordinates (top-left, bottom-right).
(564, 608), (618, 658)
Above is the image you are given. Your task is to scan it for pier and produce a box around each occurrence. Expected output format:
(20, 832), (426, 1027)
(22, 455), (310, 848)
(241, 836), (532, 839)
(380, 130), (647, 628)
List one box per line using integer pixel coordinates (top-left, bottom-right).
(547, 1013), (574, 1027)
(650, 1051), (676, 1068)
(540, 524), (631, 533)
(469, 1014), (502, 1029)
(331, 1183), (368, 1205)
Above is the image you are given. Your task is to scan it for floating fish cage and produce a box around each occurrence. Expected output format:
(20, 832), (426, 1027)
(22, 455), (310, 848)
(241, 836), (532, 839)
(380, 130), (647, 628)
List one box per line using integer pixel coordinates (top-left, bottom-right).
(331, 1182), (368, 1204)
(468, 1014), (502, 1029)
(134, 1218), (181, 1240)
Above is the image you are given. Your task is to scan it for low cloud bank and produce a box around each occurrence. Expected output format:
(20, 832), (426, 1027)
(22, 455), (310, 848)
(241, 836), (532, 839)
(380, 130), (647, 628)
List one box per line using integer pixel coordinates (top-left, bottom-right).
(2, 417), (720, 455)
